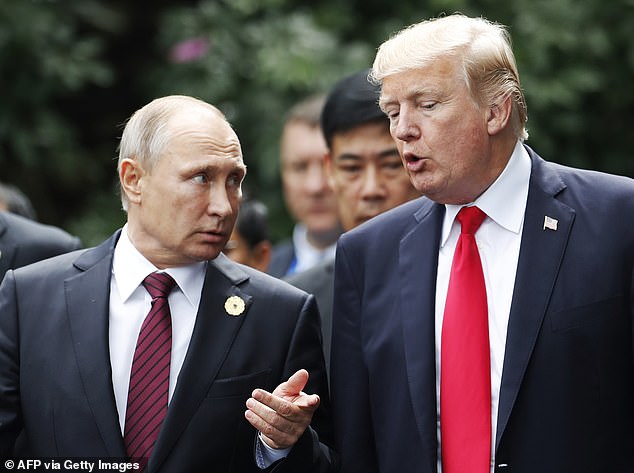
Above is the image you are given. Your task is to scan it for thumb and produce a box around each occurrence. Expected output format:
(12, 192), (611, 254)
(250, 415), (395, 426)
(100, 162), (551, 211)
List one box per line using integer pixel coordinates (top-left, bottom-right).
(275, 369), (309, 398)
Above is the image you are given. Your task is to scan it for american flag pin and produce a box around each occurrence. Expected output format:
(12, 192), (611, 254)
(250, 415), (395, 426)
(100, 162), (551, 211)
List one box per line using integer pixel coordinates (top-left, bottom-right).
(543, 215), (558, 231)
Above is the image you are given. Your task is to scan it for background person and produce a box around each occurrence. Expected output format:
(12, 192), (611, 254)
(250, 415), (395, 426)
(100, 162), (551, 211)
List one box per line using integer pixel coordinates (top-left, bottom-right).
(286, 69), (419, 375)
(224, 198), (272, 272)
(268, 95), (342, 278)
(0, 95), (336, 473)
(330, 14), (634, 473)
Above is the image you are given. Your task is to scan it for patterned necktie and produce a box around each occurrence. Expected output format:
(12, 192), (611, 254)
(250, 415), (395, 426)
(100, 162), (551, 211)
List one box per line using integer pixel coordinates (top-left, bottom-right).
(124, 271), (176, 465)
(441, 206), (491, 473)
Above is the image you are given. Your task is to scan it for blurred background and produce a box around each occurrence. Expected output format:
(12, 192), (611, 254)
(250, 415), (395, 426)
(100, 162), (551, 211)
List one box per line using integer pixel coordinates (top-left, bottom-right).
(1, 0), (633, 246)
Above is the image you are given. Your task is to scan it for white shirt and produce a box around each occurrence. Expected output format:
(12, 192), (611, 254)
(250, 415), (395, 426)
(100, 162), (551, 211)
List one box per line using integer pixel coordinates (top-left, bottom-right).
(109, 225), (205, 433)
(435, 141), (531, 472)
(291, 224), (337, 274)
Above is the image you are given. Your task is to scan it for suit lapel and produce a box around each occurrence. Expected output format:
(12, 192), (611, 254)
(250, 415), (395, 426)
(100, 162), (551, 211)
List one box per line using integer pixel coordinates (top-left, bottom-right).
(399, 201), (444, 456)
(150, 254), (252, 471)
(495, 151), (574, 450)
(65, 232), (126, 456)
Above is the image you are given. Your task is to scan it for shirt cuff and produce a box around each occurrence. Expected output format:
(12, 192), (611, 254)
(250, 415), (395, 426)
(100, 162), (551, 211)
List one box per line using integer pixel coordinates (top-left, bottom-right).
(255, 432), (292, 469)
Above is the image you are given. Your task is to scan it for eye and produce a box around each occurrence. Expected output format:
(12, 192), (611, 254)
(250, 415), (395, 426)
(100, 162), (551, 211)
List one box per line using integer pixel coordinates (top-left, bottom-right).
(420, 101), (438, 111)
(192, 174), (208, 184)
(227, 172), (244, 188)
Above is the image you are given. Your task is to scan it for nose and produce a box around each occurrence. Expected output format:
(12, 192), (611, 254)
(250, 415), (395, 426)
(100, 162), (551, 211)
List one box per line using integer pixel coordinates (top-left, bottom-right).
(360, 164), (387, 201)
(392, 109), (420, 143)
(207, 185), (235, 219)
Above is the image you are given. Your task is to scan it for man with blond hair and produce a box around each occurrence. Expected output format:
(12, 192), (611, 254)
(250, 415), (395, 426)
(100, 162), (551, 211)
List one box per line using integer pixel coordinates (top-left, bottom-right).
(330, 14), (634, 473)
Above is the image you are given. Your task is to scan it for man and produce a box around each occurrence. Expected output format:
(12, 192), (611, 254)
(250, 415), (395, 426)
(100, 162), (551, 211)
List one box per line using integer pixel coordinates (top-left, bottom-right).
(0, 209), (82, 281)
(224, 198), (272, 272)
(330, 14), (634, 473)
(286, 69), (419, 373)
(0, 95), (336, 472)
(268, 95), (342, 278)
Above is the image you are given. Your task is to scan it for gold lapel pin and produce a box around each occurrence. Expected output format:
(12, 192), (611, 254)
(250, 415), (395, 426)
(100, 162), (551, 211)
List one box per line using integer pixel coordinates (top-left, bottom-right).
(224, 295), (245, 316)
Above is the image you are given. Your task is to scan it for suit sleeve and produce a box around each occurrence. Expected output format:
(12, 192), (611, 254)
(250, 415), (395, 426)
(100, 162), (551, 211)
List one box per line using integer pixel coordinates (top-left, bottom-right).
(270, 293), (339, 473)
(0, 271), (22, 455)
(330, 240), (379, 473)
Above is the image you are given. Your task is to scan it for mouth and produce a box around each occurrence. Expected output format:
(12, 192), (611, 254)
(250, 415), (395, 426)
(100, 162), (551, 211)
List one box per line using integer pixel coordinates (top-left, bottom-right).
(402, 152), (427, 172)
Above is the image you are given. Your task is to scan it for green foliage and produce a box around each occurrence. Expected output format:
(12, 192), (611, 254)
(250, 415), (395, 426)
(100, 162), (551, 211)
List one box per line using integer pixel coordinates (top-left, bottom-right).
(1, 0), (632, 245)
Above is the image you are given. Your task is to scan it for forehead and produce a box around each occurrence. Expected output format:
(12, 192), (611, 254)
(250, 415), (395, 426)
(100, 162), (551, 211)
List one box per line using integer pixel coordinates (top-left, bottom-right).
(379, 57), (463, 105)
(166, 110), (244, 165)
(331, 121), (395, 154)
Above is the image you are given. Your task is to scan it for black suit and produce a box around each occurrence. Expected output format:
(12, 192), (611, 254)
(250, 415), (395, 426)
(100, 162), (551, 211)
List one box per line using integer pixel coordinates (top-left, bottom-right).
(0, 211), (82, 280)
(0, 231), (335, 473)
(330, 147), (634, 472)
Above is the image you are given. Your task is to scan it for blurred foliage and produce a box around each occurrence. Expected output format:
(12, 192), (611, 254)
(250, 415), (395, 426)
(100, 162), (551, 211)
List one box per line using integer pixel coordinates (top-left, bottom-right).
(1, 0), (632, 246)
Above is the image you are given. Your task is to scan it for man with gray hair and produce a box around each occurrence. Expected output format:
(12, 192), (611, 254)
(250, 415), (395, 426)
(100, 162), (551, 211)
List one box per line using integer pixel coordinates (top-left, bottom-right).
(0, 95), (336, 472)
(330, 13), (634, 473)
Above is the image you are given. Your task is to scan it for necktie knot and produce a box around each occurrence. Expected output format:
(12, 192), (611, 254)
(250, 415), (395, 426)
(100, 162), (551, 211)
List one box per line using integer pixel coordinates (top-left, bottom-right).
(142, 272), (176, 300)
(457, 206), (486, 235)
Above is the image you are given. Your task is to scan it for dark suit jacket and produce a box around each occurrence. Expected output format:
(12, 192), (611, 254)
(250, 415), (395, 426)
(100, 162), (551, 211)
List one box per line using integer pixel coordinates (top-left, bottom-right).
(285, 258), (335, 379)
(330, 146), (634, 473)
(268, 239), (295, 278)
(0, 231), (336, 473)
(0, 211), (82, 281)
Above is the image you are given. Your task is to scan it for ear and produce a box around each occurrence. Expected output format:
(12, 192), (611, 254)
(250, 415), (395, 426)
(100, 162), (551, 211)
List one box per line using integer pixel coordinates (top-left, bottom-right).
(487, 93), (513, 136)
(119, 158), (145, 206)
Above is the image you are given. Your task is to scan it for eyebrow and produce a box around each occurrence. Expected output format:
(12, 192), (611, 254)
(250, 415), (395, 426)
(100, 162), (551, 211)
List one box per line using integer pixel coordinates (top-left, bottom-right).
(379, 86), (443, 110)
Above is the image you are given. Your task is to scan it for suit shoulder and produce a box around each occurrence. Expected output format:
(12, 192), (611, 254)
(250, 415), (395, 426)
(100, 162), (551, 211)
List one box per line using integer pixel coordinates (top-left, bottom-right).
(341, 196), (429, 245)
(284, 258), (334, 293)
(1, 211), (82, 250)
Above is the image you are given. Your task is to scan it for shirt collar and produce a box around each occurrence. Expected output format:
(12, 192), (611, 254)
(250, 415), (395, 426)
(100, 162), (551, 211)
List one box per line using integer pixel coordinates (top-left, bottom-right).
(441, 141), (531, 246)
(112, 224), (206, 308)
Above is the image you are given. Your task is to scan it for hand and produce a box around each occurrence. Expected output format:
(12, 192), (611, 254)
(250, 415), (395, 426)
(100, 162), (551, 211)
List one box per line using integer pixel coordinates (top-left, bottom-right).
(244, 369), (320, 450)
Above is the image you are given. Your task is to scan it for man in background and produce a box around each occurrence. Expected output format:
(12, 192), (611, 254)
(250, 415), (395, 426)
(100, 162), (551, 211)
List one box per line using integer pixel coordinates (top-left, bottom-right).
(224, 198), (272, 272)
(287, 69), (419, 375)
(268, 95), (342, 278)
(0, 180), (82, 281)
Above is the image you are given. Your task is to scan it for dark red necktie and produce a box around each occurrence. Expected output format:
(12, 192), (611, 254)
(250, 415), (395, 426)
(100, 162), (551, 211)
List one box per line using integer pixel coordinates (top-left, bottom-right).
(124, 271), (176, 465)
(441, 206), (491, 473)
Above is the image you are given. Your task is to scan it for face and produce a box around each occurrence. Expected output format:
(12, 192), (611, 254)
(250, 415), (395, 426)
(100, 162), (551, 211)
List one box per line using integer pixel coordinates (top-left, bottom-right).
(280, 121), (339, 236)
(379, 56), (508, 204)
(327, 121), (420, 231)
(121, 108), (246, 268)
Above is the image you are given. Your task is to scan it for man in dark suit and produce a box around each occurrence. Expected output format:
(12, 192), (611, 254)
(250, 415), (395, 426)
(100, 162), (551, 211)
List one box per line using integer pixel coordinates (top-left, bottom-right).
(0, 95), (336, 472)
(330, 14), (634, 473)
(0, 210), (82, 281)
(286, 69), (419, 375)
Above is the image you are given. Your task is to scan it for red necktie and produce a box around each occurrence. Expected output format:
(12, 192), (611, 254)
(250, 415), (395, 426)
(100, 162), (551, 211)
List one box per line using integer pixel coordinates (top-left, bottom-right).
(124, 272), (176, 465)
(441, 206), (491, 473)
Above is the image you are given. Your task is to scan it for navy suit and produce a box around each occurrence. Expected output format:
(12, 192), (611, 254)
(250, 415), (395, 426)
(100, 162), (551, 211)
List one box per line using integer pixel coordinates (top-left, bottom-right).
(0, 231), (335, 473)
(330, 147), (634, 473)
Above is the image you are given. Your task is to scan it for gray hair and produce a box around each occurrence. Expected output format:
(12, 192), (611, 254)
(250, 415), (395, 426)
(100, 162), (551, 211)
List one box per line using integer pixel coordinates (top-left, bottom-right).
(371, 13), (528, 141)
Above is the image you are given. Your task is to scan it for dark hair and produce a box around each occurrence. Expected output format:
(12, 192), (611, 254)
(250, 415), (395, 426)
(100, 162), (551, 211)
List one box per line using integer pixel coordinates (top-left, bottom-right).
(236, 199), (270, 249)
(321, 69), (387, 148)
